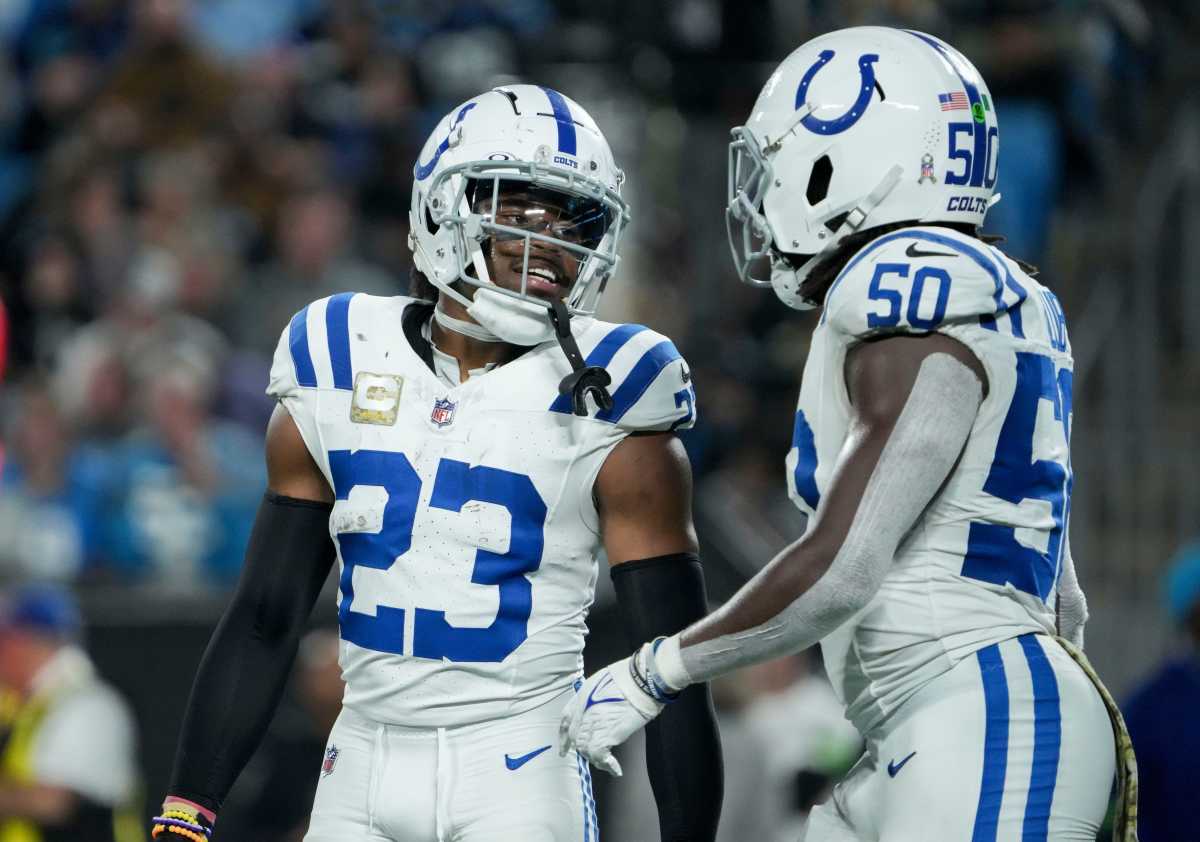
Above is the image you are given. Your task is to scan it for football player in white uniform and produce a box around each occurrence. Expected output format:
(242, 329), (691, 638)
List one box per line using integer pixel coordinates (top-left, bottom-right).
(150, 86), (722, 842)
(561, 28), (1130, 841)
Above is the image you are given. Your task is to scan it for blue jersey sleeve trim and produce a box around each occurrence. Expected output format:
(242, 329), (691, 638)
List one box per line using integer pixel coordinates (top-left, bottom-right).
(288, 306), (318, 388)
(972, 643), (1009, 842)
(549, 324), (649, 415)
(989, 245), (1028, 339)
(539, 87), (578, 156)
(595, 339), (682, 424)
(326, 292), (356, 391)
(1018, 634), (1062, 842)
(791, 409), (821, 510)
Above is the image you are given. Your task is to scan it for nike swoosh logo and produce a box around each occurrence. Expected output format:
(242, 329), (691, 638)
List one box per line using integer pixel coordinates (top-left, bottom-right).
(887, 751), (917, 778)
(505, 745), (552, 771)
(905, 243), (957, 259)
(585, 674), (624, 711)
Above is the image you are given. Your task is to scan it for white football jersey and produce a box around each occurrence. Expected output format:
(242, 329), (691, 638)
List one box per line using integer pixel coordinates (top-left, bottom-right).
(787, 226), (1073, 735)
(268, 294), (695, 728)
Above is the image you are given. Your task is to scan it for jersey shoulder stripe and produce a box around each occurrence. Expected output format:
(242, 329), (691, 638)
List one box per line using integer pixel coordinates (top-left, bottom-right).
(279, 291), (359, 392)
(288, 305), (318, 388)
(273, 293), (419, 398)
(822, 227), (1030, 340)
(325, 291), (355, 390)
(548, 323), (648, 415)
(595, 337), (682, 424)
(549, 320), (693, 431)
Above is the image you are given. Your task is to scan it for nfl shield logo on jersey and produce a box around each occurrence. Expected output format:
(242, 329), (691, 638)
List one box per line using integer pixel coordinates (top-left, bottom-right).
(322, 745), (339, 777)
(431, 397), (457, 427)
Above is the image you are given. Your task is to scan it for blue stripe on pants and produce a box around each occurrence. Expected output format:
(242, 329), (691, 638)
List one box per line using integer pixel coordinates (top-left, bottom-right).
(972, 643), (1009, 842)
(1018, 634), (1062, 841)
(576, 752), (596, 842)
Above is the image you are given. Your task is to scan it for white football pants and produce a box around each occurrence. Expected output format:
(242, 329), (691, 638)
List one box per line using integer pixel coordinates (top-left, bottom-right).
(304, 688), (597, 842)
(804, 634), (1114, 842)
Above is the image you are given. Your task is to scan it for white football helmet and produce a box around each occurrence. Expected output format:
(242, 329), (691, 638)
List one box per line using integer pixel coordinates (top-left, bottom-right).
(409, 84), (629, 343)
(727, 27), (1000, 309)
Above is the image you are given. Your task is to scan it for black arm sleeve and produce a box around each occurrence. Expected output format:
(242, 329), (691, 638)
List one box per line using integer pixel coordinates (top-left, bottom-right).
(612, 553), (724, 842)
(167, 491), (336, 813)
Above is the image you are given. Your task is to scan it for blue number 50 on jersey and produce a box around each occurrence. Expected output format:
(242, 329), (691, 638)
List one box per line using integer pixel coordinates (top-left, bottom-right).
(962, 352), (1073, 601)
(328, 450), (547, 663)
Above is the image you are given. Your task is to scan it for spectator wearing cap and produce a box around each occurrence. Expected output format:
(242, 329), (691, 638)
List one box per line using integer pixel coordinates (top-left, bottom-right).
(0, 585), (141, 842)
(1122, 542), (1200, 842)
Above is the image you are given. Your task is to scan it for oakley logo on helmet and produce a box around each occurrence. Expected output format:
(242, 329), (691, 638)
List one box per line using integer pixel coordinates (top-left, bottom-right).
(793, 49), (880, 136)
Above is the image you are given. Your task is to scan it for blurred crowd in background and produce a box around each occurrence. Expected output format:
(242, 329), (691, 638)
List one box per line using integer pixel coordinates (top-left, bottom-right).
(1, 0), (1198, 839)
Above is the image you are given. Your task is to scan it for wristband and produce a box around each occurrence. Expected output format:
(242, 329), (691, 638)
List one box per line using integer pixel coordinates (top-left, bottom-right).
(152, 797), (215, 841)
(651, 633), (692, 693)
(630, 638), (681, 703)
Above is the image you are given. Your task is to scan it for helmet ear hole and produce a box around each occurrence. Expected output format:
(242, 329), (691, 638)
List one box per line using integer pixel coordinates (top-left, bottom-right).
(806, 155), (833, 206)
(424, 206), (439, 235)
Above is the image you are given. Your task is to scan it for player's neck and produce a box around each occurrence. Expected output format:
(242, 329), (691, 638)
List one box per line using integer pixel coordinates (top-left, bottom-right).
(430, 300), (523, 381)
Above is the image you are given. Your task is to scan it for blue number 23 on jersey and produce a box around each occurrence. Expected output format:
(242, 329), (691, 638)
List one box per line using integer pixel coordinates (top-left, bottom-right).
(328, 450), (547, 663)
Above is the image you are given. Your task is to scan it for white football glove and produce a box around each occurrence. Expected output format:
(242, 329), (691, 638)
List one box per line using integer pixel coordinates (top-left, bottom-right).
(558, 640), (676, 776)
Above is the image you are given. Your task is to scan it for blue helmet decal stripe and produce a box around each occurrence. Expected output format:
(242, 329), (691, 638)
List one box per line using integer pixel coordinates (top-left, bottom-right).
(413, 102), (478, 181)
(793, 49), (880, 136)
(905, 30), (989, 188)
(538, 86), (578, 156)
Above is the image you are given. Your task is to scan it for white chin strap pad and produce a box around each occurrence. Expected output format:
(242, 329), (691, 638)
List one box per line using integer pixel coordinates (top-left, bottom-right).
(466, 287), (557, 346)
(429, 234), (555, 347)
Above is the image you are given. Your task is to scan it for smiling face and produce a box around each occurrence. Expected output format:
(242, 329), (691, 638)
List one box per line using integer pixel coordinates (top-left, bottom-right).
(469, 183), (611, 302)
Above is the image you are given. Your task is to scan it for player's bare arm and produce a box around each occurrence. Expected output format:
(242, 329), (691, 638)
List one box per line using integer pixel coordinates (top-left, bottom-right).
(580, 431), (723, 840)
(152, 404), (335, 841)
(265, 404), (334, 503)
(562, 332), (986, 766)
(595, 432), (697, 563)
(678, 333), (985, 648)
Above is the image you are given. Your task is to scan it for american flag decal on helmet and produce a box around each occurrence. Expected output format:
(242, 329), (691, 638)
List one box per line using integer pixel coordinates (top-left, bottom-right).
(938, 92), (969, 111)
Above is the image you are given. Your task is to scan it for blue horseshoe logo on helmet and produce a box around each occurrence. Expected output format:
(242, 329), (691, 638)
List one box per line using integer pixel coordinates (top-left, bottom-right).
(793, 50), (880, 135)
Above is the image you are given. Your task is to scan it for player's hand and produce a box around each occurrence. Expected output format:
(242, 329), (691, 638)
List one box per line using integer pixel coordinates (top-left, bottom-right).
(558, 640), (676, 776)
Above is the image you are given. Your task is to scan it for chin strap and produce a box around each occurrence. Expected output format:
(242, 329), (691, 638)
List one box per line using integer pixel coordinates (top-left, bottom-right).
(547, 298), (613, 417)
(433, 302), (504, 342)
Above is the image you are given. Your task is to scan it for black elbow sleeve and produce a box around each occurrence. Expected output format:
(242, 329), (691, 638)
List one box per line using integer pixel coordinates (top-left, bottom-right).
(168, 491), (335, 812)
(612, 553), (724, 842)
